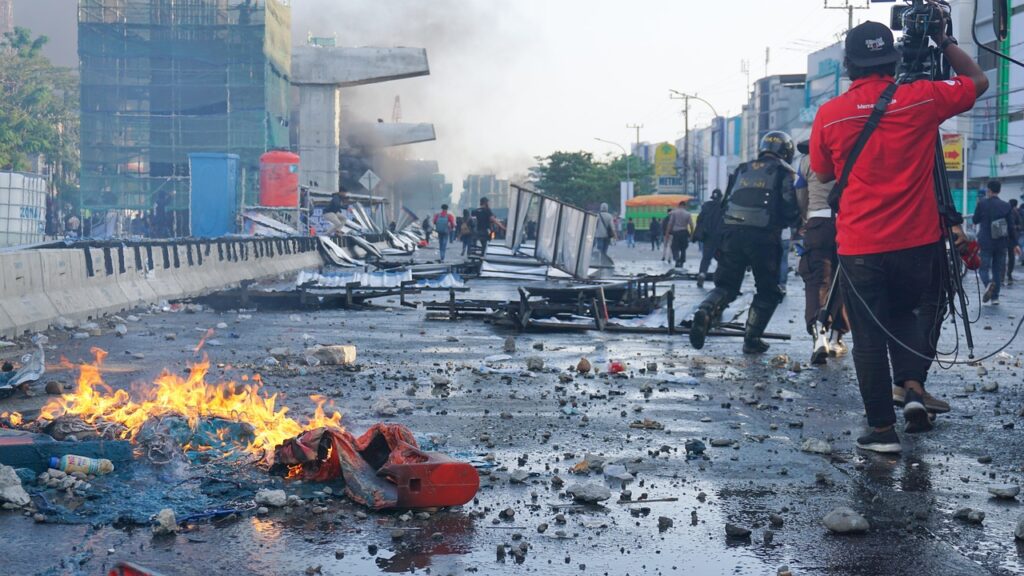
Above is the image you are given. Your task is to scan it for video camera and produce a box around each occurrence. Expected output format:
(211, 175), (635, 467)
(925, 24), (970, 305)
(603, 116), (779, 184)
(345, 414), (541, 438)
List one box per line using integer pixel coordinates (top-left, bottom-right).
(888, 0), (953, 81)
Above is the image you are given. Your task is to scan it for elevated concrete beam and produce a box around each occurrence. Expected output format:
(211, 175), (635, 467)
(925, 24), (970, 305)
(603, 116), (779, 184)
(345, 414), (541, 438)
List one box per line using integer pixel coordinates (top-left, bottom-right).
(348, 122), (437, 148)
(292, 46), (430, 87)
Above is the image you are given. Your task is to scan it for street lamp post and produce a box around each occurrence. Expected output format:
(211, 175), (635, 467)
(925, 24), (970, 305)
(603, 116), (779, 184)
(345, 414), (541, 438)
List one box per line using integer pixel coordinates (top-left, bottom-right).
(670, 90), (721, 200)
(595, 137), (632, 218)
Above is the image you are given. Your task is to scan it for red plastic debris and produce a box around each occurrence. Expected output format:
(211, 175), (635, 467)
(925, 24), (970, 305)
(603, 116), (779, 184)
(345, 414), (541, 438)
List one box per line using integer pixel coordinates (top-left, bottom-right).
(608, 360), (626, 374)
(108, 562), (166, 576)
(379, 444), (481, 509)
(272, 424), (480, 510)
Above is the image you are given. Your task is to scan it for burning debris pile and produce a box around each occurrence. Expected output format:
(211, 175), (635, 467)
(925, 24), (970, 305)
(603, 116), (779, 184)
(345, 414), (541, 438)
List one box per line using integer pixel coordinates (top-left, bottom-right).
(26, 347), (343, 462)
(0, 347), (478, 522)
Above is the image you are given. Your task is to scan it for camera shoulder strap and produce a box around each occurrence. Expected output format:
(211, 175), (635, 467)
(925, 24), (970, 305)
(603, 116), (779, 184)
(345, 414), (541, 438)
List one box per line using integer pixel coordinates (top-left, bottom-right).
(828, 82), (898, 213)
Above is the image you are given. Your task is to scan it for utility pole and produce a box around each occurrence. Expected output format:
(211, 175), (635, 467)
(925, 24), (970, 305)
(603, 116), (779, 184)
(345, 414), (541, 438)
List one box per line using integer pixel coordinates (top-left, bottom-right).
(626, 123), (643, 154)
(670, 93), (691, 195)
(823, 0), (870, 32)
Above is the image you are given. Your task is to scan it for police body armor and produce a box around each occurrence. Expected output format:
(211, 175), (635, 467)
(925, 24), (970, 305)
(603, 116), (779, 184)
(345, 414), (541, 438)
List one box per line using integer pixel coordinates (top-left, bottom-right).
(723, 159), (792, 230)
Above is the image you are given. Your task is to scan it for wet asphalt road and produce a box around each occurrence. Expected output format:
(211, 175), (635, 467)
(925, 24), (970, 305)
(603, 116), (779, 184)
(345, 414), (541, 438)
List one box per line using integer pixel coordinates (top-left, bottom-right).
(2, 241), (1024, 575)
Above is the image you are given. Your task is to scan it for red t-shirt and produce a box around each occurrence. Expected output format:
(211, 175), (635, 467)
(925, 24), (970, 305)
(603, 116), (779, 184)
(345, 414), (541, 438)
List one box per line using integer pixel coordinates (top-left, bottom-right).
(810, 75), (976, 256)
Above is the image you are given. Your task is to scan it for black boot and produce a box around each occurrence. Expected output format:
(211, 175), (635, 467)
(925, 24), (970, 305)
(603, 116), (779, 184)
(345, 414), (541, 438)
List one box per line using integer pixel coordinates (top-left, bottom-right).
(742, 304), (776, 354)
(690, 289), (729, 349)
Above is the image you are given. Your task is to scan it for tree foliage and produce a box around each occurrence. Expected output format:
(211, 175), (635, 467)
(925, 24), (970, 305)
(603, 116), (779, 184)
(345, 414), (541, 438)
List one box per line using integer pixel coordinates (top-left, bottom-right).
(0, 27), (79, 192)
(529, 151), (655, 211)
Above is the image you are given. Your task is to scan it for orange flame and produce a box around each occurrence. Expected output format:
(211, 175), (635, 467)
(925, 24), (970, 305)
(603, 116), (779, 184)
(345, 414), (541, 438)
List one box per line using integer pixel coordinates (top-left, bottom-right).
(1, 411), (22, 426)
(37, 348), (343, 459)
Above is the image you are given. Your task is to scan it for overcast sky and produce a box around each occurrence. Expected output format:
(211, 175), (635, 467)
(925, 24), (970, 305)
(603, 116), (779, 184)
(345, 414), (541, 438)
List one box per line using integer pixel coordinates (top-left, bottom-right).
(292, 0), (898, 193)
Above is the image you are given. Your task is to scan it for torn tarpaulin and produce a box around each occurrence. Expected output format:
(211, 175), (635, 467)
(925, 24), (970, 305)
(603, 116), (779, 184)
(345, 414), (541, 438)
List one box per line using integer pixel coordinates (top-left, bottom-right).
(271, 424), (479, 510)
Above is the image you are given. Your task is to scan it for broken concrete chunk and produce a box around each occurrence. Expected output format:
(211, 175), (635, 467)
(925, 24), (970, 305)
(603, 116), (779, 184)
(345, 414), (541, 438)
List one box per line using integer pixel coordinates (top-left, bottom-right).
(988, 484), (1020, 500)
(307, 345), (357, 366)
(255, 489), (288, 508)
(0, 465), (31, 507)
(526, 357), (544, 372)
(954, 507), (985, 524)
(800, 438), (833, 455)
(823, 507), (869, 533)
(430, 374), (451, 387)
(567, 483), (611, 503)
(503, 336), (516, 354)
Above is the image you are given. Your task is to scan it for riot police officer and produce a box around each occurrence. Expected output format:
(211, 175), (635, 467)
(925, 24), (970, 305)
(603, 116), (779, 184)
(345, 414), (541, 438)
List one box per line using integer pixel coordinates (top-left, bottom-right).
(689, 131), (800, 354)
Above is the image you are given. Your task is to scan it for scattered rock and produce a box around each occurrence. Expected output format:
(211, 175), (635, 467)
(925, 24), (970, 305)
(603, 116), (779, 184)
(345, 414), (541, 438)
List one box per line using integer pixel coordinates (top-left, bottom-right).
(152, 508), (178, 535)
(725, 523), (751, 538)
(255, 489), (288, 508)
(629, 419), (664, 431)
(499, 508), (516, 520)
(954, 507), (985, 524)
(537, 523), (548, 533)
(526, 357), (544, 371)
(576, 358), (592, 374)
(822, 507), (869, 534)
(603, 464), (634, 482)
(710, 438), (735, 448)
(510, 470), (529, 484)
(1015, 516), (1024, 540)
(981, 382), (999, 393)
(430, 374), (451, 387)
(685, 439), (706, 456)
(504, 336), (516, 354)
(988, 484), (1020, 500)
(769, 513), (784, 528)
(114, 324), (128, 337)
(567, 483), (612, 503)
(0, 465), (31, 507)
(978, 455), (993, 464)
(800, 438), (833, 455)
(307, 345), (357, 366)
(164, 333), (177, 341)
(390, 529), (405, 540)
(763, 530), (775, 545)
(657, 516), (673, 531)
(45, 381), (64, 395)
(373, 398), (414, 417)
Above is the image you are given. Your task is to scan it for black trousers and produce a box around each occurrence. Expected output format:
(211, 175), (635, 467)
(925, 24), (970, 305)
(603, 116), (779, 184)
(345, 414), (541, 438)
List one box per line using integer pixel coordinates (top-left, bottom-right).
(798, 218), (848, 334)
(699, 232), (720, 276)
(839, 242), (942, 429)
(671, 231), (689, 266)
(713, 227), (783, 311)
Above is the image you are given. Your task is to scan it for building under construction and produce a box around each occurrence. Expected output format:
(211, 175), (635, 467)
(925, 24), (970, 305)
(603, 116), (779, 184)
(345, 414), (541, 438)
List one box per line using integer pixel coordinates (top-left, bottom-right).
(78, 0), (291, 218)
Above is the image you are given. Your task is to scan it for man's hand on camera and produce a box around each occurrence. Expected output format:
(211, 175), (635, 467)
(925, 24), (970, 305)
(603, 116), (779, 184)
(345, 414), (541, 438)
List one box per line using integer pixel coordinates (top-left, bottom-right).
(926, 0), (949, 45)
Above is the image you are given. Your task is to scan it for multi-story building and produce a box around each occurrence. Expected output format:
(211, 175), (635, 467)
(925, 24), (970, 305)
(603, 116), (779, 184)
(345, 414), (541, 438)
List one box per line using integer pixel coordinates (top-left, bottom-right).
(78, 0), (292, 217)
(0, 0), (13, 36)
(462, 174), (510, 217)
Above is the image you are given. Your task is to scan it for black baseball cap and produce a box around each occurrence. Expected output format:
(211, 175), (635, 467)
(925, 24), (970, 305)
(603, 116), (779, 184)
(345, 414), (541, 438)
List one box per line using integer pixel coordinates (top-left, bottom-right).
(845, 21), (899, 67)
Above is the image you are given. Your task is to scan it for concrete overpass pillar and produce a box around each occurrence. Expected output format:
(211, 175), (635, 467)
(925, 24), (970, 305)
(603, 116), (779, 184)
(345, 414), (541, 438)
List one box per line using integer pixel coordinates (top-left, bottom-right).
(297, 85), (341, 192)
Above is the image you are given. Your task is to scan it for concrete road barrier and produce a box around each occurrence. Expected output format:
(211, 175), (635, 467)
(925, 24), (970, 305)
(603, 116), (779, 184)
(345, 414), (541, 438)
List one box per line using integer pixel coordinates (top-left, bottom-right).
(0, 237), (326, 339)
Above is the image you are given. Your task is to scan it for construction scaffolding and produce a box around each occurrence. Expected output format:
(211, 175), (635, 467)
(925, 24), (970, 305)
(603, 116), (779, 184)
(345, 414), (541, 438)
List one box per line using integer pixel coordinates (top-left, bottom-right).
(78, 0), (291, 225)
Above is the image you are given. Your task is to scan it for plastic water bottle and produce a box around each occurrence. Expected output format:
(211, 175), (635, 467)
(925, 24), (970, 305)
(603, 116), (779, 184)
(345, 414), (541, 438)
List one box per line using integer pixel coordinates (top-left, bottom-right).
(49, 454), (114, 475)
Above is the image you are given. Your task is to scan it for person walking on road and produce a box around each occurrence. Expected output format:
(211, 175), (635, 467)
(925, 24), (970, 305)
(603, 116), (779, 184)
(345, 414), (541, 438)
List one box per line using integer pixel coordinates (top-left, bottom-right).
(689, 131), (800, 355)
(472, 197), (505, 255)
(664, 201), (693, 268)
(459, 209), (474, 256)
(625, 218), (636, 248)
(974, 180), (1018, 305)
(432, 204), (456, 261)
(811, 19), (987, 451)
(692, 189), (724, 288)
(649, 217), (662, 251)
(795, 139), (848, 365)
(594, 203), (617, 259)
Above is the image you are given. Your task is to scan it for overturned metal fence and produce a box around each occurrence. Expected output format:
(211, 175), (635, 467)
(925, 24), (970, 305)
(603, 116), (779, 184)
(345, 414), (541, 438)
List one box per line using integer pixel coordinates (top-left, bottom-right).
(504, 185), (597, 280)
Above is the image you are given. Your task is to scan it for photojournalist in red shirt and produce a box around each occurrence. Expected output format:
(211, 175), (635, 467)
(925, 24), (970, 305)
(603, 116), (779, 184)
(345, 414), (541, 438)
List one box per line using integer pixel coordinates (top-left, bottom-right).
(810, 13), (988, 454)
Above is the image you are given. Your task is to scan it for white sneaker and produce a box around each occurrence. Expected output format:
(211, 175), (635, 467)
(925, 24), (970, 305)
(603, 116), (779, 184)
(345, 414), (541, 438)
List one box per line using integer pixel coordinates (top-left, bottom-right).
(829, 331), (848, 356)
(811, 331), (830, 365)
